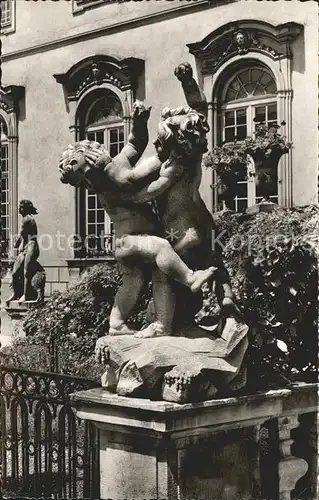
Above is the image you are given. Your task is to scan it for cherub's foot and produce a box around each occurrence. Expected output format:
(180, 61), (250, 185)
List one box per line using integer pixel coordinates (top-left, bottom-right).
(109, 323), (137, 336)
(36, 293), (45, 304)
(189, 266), (217, 293)
(134, 321), (166, 338)
(18, 295), (26, 304)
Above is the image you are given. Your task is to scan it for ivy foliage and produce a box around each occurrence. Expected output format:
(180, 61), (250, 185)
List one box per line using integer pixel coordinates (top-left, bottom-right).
(203, 122), (292, 191)
(199, 205), (318, 390)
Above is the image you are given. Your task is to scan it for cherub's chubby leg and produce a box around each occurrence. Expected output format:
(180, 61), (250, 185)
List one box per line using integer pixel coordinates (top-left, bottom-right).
(135, 270), (175, 338)
(109, 264), (148, 335)
(116, 234), (217, 293)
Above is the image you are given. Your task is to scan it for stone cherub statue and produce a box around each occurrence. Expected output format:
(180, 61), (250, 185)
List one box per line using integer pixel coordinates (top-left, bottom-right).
(59, 102), (217, 336)
(59, 67), (248, 402)
(6, 200), (46, 305)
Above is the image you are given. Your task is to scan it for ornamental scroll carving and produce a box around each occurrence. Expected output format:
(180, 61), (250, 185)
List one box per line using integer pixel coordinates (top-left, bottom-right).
(187, 21), (303, 75)
(0, 85), (25, 117)
(53, 55), (144, 102)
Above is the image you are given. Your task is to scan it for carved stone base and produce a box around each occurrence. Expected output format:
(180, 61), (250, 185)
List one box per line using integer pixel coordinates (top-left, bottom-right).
(3, 300), (44, 342)
(97, 317), (249, 403)
(2, 302), (28, 343)
(71, 383), (317, 500)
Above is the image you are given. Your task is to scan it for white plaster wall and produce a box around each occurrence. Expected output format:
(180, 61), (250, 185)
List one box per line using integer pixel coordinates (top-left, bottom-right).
(2, 0), (318, 266)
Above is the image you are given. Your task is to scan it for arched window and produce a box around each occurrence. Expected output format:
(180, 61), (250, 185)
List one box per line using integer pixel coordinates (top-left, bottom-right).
(81, 90), (125, 255)
(0, 85), (23, 261)
(1, 117), (9, 258)
(54, 55), (144, 257)
(1, 0), (15, 34)
(219, 65), (278, 212)
(188, 21), (301, 211)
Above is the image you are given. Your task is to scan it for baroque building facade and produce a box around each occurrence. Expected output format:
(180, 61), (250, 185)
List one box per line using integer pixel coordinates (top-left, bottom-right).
(1, 0), (318, 296)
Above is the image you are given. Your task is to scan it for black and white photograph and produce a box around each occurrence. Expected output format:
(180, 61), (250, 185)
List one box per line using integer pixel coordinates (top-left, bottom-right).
(0, 0), (318, 498)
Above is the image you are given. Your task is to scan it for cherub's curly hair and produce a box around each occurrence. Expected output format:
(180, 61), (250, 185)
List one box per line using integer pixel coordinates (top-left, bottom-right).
(59, 140), (112, 187)
(20, 200), (38, 215)
(154, 106), (210, 161)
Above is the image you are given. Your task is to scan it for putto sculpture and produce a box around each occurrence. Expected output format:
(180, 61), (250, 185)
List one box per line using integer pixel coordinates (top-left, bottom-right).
(59, 103), (216, 335)
(6, 200), (46, 305)
(59, 64), (248, 403)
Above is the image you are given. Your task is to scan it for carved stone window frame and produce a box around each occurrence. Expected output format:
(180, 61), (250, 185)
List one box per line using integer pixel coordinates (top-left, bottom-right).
(188, 20), (303, 208)
(53, 54), (144, 240)
(1, 0), (16, 35)
(0, 85), (24, 259)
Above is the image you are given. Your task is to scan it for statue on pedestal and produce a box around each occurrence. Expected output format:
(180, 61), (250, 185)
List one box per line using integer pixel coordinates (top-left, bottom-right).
(59, 65), (248, 403)
(6, 200), (46, 306)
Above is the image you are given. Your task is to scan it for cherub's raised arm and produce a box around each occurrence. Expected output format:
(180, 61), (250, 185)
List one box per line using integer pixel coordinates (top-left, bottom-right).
(174, 63), (207, 118)
(120, 101), (151, 167)
(101, 101), (159, 190)
(59, 102), (151, 191)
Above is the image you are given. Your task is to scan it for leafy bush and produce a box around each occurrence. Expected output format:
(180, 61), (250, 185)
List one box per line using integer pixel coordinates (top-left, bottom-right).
(2, 263), (150, 379)
(0, 341), (51, 373)
(3, 206), (318, 391)
(199, 205), (318, 390)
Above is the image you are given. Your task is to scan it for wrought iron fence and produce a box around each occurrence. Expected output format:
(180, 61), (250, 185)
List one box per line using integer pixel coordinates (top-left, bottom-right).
(0, 365), (100, 499)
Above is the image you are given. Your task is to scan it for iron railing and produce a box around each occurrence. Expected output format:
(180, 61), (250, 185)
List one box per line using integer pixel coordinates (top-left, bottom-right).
(0, 365), (100, 499)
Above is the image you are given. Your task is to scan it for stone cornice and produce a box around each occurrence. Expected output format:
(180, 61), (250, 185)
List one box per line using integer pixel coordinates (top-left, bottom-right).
(53, 55), (144, 101)
(1, 0), (231, 62)
(188, 20), (303, 74)
(72, 383), (317, 437)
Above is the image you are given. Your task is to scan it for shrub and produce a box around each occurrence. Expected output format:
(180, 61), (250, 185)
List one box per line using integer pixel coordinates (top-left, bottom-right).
(198, 205), (318, 390)
(3, 263), (150, 379)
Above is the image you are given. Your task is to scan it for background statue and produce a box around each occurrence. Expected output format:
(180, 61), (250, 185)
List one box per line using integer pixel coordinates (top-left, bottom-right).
(6, 200), (46, 305)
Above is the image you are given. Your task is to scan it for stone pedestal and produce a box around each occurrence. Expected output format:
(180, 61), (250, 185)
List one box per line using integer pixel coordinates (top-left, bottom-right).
(71, 383), (317, 500)
(3, 301), (39, 341)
